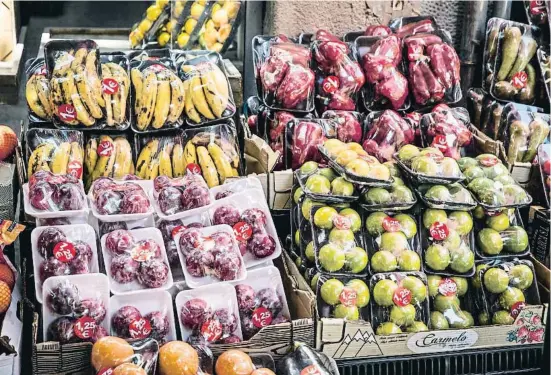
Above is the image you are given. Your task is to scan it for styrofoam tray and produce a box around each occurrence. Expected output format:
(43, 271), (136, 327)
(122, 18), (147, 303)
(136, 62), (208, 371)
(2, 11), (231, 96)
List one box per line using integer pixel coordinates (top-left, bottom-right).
(149, 187), (215, 222)
(175, 224), (247, 288)
(88, 180), (155, 222)
(100, 227), (174, 295)
(42, 273), (110, 341)
(109, 289), (177, 342)
(208, 189), (282, 269)
(210, 176), (264, 199)
(89, 213), (156, 237)
(31, 224), (99, 303)
(175, 282), (242, 342)
(36, 214), (89, 227)
(23, 182), (89, 219)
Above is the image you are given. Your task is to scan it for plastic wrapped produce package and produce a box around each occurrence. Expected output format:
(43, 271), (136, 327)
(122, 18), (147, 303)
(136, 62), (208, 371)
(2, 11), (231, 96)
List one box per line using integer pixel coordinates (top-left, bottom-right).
(285, 118), (336, 170)
(25, 58), (52, 122)
(152, 174), (212, 219)
(321, 110), (363, 144)
(99, 53), (131, 129)
(294, 163), (359, 203)
(362, 110), (415, 162)
(316, 274), (370, 321)
(360, 179), (417, 211)
(426, 275), (474, 329)
(501, 111), (550, 166)
(416, 183), (476, 210)
(91, 335), (160, 375)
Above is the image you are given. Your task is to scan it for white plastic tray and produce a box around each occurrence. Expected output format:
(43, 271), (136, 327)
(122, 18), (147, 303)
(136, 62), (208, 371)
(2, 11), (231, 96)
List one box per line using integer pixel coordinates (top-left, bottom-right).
(23, 182), (89, 219)
(210, 176), (264, 199)
(150, 187), (215, 222)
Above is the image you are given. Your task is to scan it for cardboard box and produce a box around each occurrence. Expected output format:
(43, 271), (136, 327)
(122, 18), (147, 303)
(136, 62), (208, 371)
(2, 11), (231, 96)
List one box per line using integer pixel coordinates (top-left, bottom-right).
(528, 206), (550, 268)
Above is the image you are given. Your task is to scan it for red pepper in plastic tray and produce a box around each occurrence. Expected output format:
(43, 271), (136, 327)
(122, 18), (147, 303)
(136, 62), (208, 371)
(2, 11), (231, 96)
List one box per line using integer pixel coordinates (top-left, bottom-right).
(268, 111), (295, 170)
(285, 118), (336, 170)
(321, 110), (363, 143)
(362, 110), (415, 162)
(388, 16), (437, 38)
(370, 271), (430, 334)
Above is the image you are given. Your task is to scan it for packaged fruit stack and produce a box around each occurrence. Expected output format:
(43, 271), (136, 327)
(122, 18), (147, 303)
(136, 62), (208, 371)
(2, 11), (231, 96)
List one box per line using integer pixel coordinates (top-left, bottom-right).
(475, 208), (530, 258)
(316, 275), (370, 320)
(173, 1), (213, 50)
(196, 1), (243, 53)
(89, 178), (153, 219)
(427, 275), (474, 329)
(155, 0), (185, 47)
(360, 165), (416, 210)
(129, 0), (171, 48)
(501, 111), (550, 166)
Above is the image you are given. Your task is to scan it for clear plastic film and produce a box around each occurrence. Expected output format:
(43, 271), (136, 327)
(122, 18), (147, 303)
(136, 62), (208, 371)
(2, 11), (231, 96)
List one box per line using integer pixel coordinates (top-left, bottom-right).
(360, 179), (416, 211)
(364, 211), (420, 273)
(524, 0), (548, 26)
(129, 0), (171, 48)
(416, 183), (476, 211)
(426, 275), (474, 329)
(25, 58), (52, 122)
(482, 18), (507, 92)
(370, 271), (430, 335)
(194, 0), (243, 53)
(99, 53), (131, 129)
(285, 118), (336, 170)
(153, 173), (212, 219)
(92, 335), (160, 375)
(321, 110), (363, 144)
(388, 16), (438, 38)
(362, 110), (415, 162)
(538, 144), (550, 207)
(538, 48), (551, 102)
(475, 208), (530, 258)
(172, 1), (213, 50)
(294, 163), (359, 204)
(501, 111), (550, 165)
(89, 178), (154, 221)
(267, 110), (295, 170)
(394, 145), (465, 184)
(316, 273), (370, 321)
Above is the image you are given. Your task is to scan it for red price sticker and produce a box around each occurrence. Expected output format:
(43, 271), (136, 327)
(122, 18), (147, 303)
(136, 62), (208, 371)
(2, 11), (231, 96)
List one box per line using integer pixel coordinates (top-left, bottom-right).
(148, 64), (165, 73)
(407, 43), (424, 61)
(102, 78), (119, 95)
(36, 66), (47, 76)
(186, 163), (202, 175)
(97, 368), (114, 375)
(129, 318), (152, 339)
(432, 135), (448, 153)
(73, 316), (97, 339)
(251, 306), (273, 328)
(511, 71), (528, 89)
(438, 278), (457, 297)
(429, 221), (449, 241)
(233, 222), (252, 242)
(53, 241), (76, 263)
(478, 155), (499, 167)
(321, 76), (340, 94)
(97, 140), (114, 157)
(58, 104), (76, 122)
(393, 286), (412, 307)
(511, 301), (527, 319)
(339, 286), (358, 307)
(171, 225), (187, 239)
(67, 160), (83, 179)
(130, 242), (155, 262)
(333, 215), (351, 230)
(382, 217), (401, 233)
(530, 0), (547, 13)
(300, 364), (322, 375)
(200, 319), (223, 342)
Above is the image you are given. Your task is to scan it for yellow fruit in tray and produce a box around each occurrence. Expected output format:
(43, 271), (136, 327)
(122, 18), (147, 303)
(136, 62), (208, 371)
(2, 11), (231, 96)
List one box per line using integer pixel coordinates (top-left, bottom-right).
(205, 19), (216, 31)
(138, 19), (153, 34)
(203, 29), (219, 47)
(177, 32), (190, 48)
(218, 24), (232, 42)
(324, 139), (346, 157)
(223, 1), (240, 19)
(166, 20), (176, 33)
(211, 43), (223, 52)
(129, 29), (144, 46)
(157, 31), (170, 47)
(190, 3), (205, 19)
(368, 164), (391, 180)
(184, 18), (198, 34)
(196, 0), (207, 5)
(346, 159), (371, 177)
(336, 150), (358, 167)
(211, 3), (222, 14)
(146, 4), (163, 20)
(347, 142), (364, 153)
(156, 0), (169, 8)
(173, 1), (184, 17)
(212, 8), (229, 26)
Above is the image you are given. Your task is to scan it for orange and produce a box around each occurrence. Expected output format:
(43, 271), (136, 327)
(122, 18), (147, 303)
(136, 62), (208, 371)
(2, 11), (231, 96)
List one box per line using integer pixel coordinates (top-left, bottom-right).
(0, 281), (10, 313)
(0, 264), (14, 290)
(113, 363), (147, 375)
(215, 350), (255, 375)
(159, 341), (199, 375)
(251, 369), (276, 375)
(91, 337), (134, 371)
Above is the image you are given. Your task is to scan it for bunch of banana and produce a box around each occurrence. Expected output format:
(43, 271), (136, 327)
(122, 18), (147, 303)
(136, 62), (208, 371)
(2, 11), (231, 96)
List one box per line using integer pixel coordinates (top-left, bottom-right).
(136, 138), (183, 180)
(50, 47), (105, 127)
(131, 65), (185, 131)
(84, 136), (135, 190)
(26, 69), (53, 120)
(182, 61), (231, 124)
(130, 0), (170, 48)
(101, 62), (130, 127)
(175, 0), (207, 48)
(28, 141), (84, 179)
(197, 0), (241, 52)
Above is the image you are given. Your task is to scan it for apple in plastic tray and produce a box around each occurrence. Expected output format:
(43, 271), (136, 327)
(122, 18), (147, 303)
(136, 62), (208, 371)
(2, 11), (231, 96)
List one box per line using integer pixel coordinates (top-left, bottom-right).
(29, 171), (85, 211)
(91, 178), (150, 215)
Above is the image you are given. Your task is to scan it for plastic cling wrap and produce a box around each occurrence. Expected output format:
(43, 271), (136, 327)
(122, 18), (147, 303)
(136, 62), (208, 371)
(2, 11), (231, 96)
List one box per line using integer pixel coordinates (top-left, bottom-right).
(360, 179), (416, 212)
(99, 53), (131, 129)
(316, 274), (370, 320)
(416, 183), (476, 210)
(475, 208), (530, 258)
(25, 58), (52, 122)
(285, 118), (336, 170)
(91, 336), (160, 375)
(362, 110), (415, 162)
(294, 164), (359, 203)
(501, 111), (550, 165)
(152, 174), (212, 220)
(426, 275), (474, 329)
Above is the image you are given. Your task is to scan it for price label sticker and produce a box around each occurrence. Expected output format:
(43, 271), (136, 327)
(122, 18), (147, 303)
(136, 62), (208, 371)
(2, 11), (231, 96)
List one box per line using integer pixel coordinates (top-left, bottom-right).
(233, 222), (252, 242)
(339, 286), (358, 307)
(511, 301), (527, 318)
(393, 286), (412, 307)
(186, 163), (202, 175)
(478, 155), (499, 167)
(200, 319), (223, 342)
(432, 135), (448, 153)
(58, 104), (76, 122)
(67, 160), (83, 179)
(53, 241), (76, 263)
(322, 76), (340, 94)
(129, 318), (152, 339)
(429, 221), (449, 241)
(97, 368), (114, 375)
(97, 140), (114, 157)
(300, 364), (322, 375)
(102, 78), (119, 95)
(252, 307), (273, 328)
(438, 278), (457, 296)
(73, 316), (97, 339)
(130, 243), (155, 262)
(382, 217), (401, 233)
(36, 66), (47, 76)
(333, 215), (351, 230)
(511, 71), (528, 90)
(171, 225), (187, 239)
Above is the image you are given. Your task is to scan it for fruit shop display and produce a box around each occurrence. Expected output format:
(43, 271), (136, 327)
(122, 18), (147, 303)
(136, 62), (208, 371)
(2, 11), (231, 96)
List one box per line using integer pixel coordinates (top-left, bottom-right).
(276, 342), (337, 375)
(421, 209), (475, 276)
(99, 54), (131, 128)
(420, 105), (473, 160)
(416, 183), (476, 210)
(356, 34), (409, 110)
(195, 0), (243, 53)
(286, 118), (336, 170)
(394, 145), (464, 184)
(312, 30), (365, 112)
(42, 274), (109, 344)
(173, 0), (213, 49)
(316, 275), (370, 320)
(32, 224), (99, 302)
(179, 54), (236, 126)
(129, 0), (171, 48)
(362, 110), (415, 162)
(538, 48), (551, 101)
(364, 211), (421, 273)
(319, 138), (392, 185)
(458, 154), (532, 209)
(175, 282), (243, 344)
(360, 178), (416, 210)
(24, 171), (87, 215)
(153, 174), (212, 218)
(25, 58), (52, 122)
(310, 204), (368, 275)
(487, 19), (540, 104)
(479, 260), (540, 325)
(101, 228), (173, 293)
(89, 178), (153, 220)
(501, 111), (550, 165)
(26, 128), (84, 180)
(370, 272), (429, 335)
(321, 110), (363, 144)
(524, 0), (549, 26)
(538, 144), (550, 207)
(294, 162), (359, 203)
(84, 135), (135, 190)
(475, 208), (530, 258)
(234, 266), (291, 339)
(427, 275), (474, 329)
(91, 336), (159, 374)
(110, 289), (176, 343)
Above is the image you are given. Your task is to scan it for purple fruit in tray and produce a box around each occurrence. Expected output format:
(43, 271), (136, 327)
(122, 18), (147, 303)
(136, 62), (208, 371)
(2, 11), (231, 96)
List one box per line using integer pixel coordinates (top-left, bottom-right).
(256, 288), (283, 316)
(212, 205), (241, 227)
(110, 255), (139, 284)
(181, 184), (211, 211)
(138, 259), (169, 288)
(238, 241), (247, 256)
(47, 280), (81, 315)
(37, 227), (67, 258)
(213, 308), (238, 335)
(272, 314), (290, 325)
(52, 183), (84, 211)
(112, 305), (142, 337)
(76, 298), (107, 324)
(29, 181), (54, 210)
(185, 250), (207, 277)
(235, 284), (256, 312)
(42, 218), (71, 226)
(158, 186), (184, 215)
(213, 251), (242, 281)
(92, 177), (114, 196)
(154, 175), (172, 192)
(186, 222), (205, 229)
(69, 257), (90, 275)
(247, 232), (276, 258)
(135, 239), (162, 259)
(120, 191), (150, 214)
(47, 316), (78, 344)
(105, 230), (135, 256)
(211, 231), (234, 249)
(241, 208), (268, 233)
(181, 298), (211, 329)
(99, 221), (128, 237)
(165, 240), (180, 266)
(220, 335), (241, 343)
(145, 311), (170, 340)
(40, 258), (70, 281)
(157, 219), (184, 242)
(95, 190), (122, 215)
(241, 314), (259, 340)
(179, 228), (203, 256)
(91, 325), (108, 343)
(215, 191), (233, 200)
(73, 241), (93, 261)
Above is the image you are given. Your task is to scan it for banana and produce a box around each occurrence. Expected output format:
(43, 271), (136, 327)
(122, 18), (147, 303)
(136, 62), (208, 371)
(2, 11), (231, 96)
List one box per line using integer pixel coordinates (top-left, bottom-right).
(35, 75), (53, 117)
(216, 138), (240, 168)
(61, 70), (95, 126)
(183, 141), (197, 166)
(208, 142), (233, 184)
(129, 162), (135, 175)
(200, 63), (229, 118)
(69, 142), (84, 177)
(101, 64), (115, 126)
(152, 70), (171, 129)
(113, 137), (133, 178)
(70, 48), (88, 71)
(26, 75), (48, 119)
(106, 63), (130, 124)
(197, 145), (219, 187)
(136, 139), (160, 179)
(74, 65), (103, 119)
(85, 138), (98, 174)
(27, 143), (55, 176)
(171, 143), (185, 177)
(231, 167), (239, 177)
(50, 142), (71, 174)
(85, 50), (105, 108)
(137, 69), (158, 130)
(158, 141), (174, 177)
(167, 70), (185, 123)
(88, 135), (116, 189)
(184, 79), (201, 123)
(190, 75), (215, 120)
(52, 50), (74, 77)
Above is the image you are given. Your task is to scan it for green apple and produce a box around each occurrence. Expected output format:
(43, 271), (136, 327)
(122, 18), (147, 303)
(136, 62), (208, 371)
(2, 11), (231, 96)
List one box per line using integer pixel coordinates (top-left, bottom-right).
(425, 185), (450, 201)
(492, 310), (514, 325)
(420, 147), (443, 157)
(425, 244), (450, 271)
(427, 275), (442, 297)
(483, 268), (510, 294)
(293, 187), (304, 204)
(347, 279), (370, 308)
(294, 230), (300, 246)
(449, 246), (475, 273)
(464, 166), (485, 182)
(401, 276), (427, 303)
(473, 206), (485, 219)
(319, 243), (346, 272)
(397, 144), (420, 161)
(394, 214), (418, 239)
(397, 250), (421, 271)
(365, 212), (388, 236)
(423, 209), (448, 229)
(406, 321), (429, 332)
(328, 228), (355, 246)
(442, 230), (461, 251)
(457, 157), (478, 171)
(305, 174), (331, 194)
(503, 226), (529, 253)
(450, 311), (474, 328)
(384, 161), (401, 177)
(478, 228), (504, 255)
(392, 177), (405, 186)
(448, 211), (473, 235)
(380, 231), (409, 252)
(365, 187), (391, 204)
(390, 304), (416, 326)
(411, 156), (439, 175)
(305, 241), (315, 262)
(331, 177), (354, 196)
(313, 206), (338, 229)
(345, 247), (368, 274)
(376, 322), (402, 335)
(334, 304), (360, 320)
(320, 278), (344, 305)
(373, 279), (398, 307)
(473, 264), (489, 289)
(310, 273), (320, 291)
(371, 250), (398, 272)
(486, 212), (510, 232)
(430, 311), (449, 330)
(451, 277), (468, 297)
(441, 157), (461, 177)
(509, 264), (534, 290)
(319, 167), (337, 182)
(478, 312), (490, 325)
(300, 161), (319, 174)
(339, 208), (361, 233)
(393, 185), (414, 203)
(301, 198), (323, 221)
(434, 295), (460, 313)
(499, 287), (525, 310)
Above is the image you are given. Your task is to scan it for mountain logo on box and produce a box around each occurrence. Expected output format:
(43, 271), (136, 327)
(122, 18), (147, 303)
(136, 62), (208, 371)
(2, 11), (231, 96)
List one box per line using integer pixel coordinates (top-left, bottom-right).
(407, 330), (478, 353)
